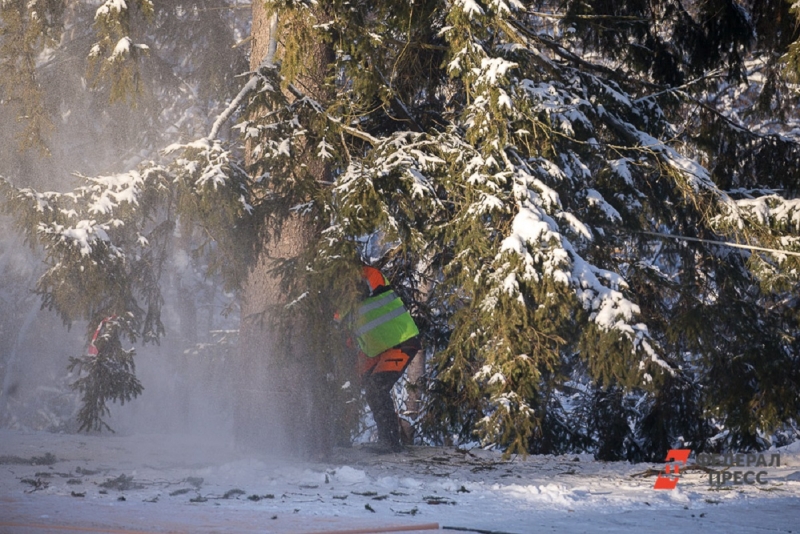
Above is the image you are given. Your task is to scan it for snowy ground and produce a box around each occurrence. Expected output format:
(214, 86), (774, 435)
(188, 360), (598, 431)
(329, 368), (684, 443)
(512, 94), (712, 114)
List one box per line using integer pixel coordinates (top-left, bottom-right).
(1, 429), (799, 533)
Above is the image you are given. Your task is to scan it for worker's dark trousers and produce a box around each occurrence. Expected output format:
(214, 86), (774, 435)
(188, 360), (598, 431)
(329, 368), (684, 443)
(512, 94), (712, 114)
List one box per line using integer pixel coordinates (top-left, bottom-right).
(362, 338), (420, 449)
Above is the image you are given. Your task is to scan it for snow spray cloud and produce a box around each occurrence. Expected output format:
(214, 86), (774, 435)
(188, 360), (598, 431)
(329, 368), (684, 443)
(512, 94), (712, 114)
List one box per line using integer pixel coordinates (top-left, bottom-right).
(0, 229), (84, 431)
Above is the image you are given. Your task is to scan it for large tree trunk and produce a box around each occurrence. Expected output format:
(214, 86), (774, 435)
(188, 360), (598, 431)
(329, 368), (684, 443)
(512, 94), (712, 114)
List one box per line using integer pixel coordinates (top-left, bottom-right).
(400, 349), (425, 443)
(400, 274), (430, 444)
(232, 3), (333, 457)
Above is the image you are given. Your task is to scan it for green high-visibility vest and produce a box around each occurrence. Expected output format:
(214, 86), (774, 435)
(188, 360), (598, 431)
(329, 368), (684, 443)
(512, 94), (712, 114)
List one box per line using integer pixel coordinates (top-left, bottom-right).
(355, 289), (419, 357)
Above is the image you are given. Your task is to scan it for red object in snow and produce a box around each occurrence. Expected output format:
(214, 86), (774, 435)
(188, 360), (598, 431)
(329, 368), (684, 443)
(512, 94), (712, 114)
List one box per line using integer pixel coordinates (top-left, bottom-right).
(87, 315), (118, 357)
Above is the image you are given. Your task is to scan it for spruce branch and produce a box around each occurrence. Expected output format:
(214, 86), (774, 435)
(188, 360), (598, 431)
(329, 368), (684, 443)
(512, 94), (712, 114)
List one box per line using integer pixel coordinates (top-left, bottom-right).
(504, 18), (658, 90)
(68, 318), (143, 433)
(208, 75), (260, 140)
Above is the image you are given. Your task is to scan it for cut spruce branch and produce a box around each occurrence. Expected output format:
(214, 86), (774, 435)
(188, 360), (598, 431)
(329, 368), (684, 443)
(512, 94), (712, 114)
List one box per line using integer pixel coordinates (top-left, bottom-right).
(630, 464), (724, 478)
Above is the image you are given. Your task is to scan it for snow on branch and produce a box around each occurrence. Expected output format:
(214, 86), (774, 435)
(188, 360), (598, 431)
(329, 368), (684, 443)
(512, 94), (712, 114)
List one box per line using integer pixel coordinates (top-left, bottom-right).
(207, 75), (260, 141)
(483, 161), (668, 377)
(11, 187), (60, 214)
(37, 219), (115, 257)
(80, 170), (146, 215)
(717, 195), (800, 234)
(95, 0), (128, 20)
(454, 0), (485, 19)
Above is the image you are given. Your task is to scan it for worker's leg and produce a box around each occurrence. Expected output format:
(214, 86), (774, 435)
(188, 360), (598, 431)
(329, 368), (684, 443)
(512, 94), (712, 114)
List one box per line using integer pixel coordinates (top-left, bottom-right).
(364, 370), (403, 450)
(362, 338), (421, 451)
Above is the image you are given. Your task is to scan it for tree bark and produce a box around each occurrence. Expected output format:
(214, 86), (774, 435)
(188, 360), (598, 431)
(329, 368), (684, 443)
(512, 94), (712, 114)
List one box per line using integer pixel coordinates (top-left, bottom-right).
(400, 350), (425, 443)
(400, 274), (430, 444)
(232, 2), (333, 457)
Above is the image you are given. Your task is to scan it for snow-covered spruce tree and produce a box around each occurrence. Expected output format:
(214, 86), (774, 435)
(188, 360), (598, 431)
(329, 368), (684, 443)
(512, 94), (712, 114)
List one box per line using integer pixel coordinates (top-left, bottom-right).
(0, 0), (249, 433)
(0, 0), (355, 450)
(228, 1), (348, 455)
(2, 0), (800, 457)
(204, 0), (800, 456)
(553, 0), (800, 456)
(282, 0), (800, 457)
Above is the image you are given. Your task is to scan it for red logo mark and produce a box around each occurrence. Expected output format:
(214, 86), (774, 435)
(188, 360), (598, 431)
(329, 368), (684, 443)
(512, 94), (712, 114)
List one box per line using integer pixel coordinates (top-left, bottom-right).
(653, 449), (691, 490)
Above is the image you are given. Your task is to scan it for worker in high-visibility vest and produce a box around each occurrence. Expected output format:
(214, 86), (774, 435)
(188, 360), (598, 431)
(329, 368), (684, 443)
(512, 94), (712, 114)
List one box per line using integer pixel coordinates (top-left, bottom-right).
(352, 265), (420, 453)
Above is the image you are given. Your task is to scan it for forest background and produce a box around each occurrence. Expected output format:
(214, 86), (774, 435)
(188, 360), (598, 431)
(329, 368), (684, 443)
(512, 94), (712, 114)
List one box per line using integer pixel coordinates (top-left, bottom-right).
(1, 0), (800, 462)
